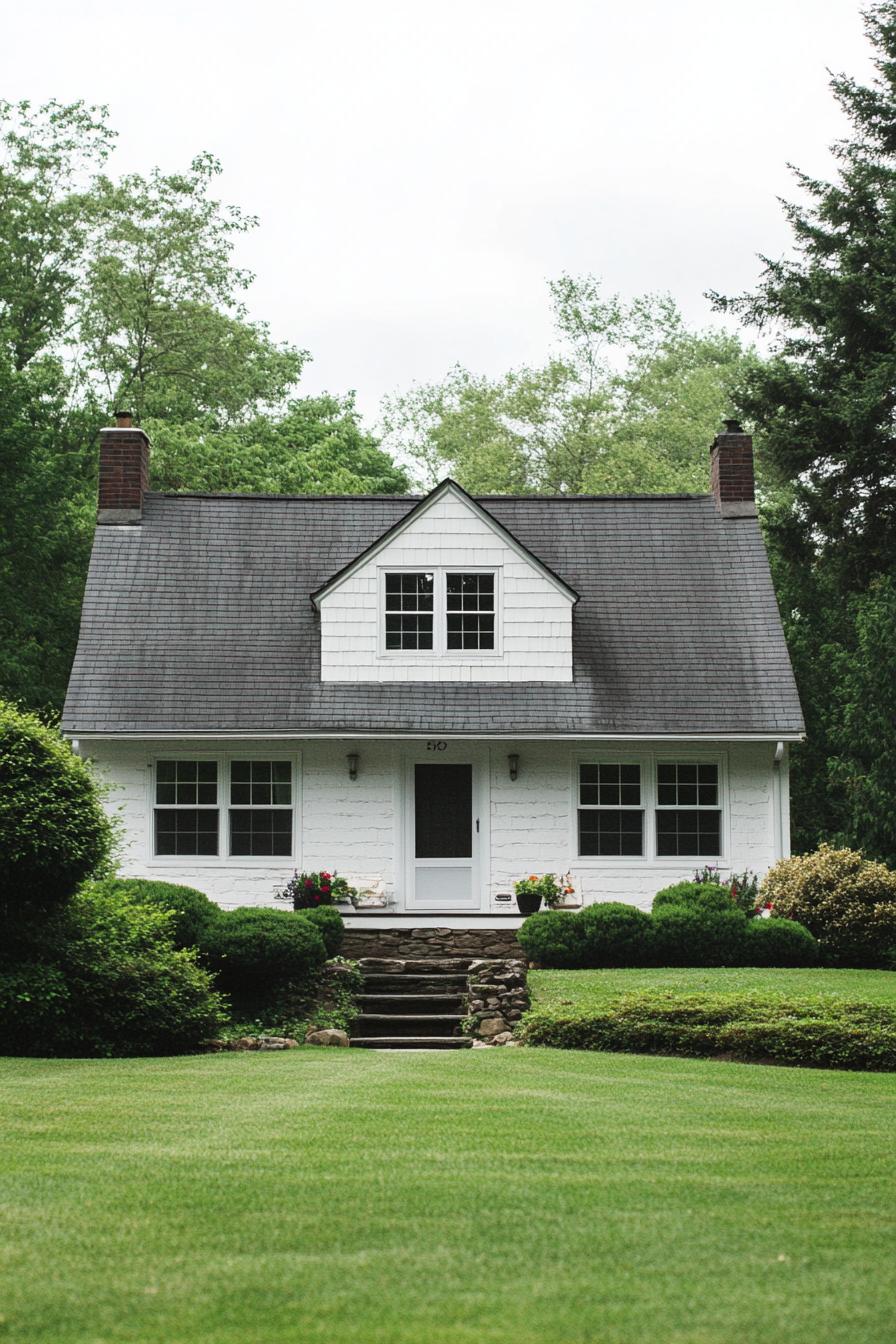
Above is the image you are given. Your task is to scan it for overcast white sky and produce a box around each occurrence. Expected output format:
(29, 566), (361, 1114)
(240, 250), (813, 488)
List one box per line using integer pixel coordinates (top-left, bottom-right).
(2, 0), (874, 419)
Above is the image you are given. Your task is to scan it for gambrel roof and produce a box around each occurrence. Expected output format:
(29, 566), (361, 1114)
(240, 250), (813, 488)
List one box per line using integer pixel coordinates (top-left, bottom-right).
(62, 489), (805, 738)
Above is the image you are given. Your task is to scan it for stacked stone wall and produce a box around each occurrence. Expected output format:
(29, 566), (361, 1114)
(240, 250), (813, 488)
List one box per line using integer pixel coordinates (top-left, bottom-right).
(341, 925), (521, 961)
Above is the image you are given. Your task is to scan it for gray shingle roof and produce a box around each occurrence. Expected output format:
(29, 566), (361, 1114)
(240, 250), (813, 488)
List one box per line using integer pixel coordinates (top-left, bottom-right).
(62, 491), (805, 737)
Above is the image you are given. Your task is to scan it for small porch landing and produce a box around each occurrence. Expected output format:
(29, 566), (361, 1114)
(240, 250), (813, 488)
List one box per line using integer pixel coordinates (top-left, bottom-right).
(341, 916), (524, 962)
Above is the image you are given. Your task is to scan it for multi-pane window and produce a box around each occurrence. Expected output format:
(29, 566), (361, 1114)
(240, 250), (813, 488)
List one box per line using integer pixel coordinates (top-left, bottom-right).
(578, 763), (644, 857)
(446, 573), (495, 650)
(229, 760), (293, 856)
(655, 762), (721, 857)
(385, 572), (434, 650)
(154, 760), (219, 855)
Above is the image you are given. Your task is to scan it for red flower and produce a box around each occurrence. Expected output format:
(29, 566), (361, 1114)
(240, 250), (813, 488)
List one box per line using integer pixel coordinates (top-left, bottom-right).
(304, 879), (313, 887)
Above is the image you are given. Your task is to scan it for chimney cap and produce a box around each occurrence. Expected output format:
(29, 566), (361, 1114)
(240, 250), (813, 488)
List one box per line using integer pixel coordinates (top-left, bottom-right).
(114, 410), (133, 428)
(722, 418), (745, 435)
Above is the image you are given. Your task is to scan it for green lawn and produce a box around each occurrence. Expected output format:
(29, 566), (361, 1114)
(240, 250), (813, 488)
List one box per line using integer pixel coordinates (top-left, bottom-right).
(530, 965), (896, 1010)
(2, 1050), (896, 1344)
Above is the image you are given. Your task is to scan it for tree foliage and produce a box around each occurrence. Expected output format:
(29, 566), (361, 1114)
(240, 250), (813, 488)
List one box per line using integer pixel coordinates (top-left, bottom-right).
(0, 102), (408, 714)
(382, 275), (755, 494)
(714, 3), (896, 858)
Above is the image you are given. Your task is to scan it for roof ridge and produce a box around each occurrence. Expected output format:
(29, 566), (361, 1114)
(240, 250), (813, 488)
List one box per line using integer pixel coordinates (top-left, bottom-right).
(148, 491), (713, 503)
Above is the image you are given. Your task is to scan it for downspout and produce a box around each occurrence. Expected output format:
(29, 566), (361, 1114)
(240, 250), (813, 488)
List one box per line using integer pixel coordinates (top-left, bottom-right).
(772, 741), (785, 862)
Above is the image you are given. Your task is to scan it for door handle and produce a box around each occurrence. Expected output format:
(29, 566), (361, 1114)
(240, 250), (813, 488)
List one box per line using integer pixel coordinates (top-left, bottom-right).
(476, 818), (480, 833)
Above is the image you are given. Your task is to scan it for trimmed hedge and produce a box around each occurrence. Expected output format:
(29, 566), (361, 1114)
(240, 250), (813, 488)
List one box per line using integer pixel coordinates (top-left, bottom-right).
(649, 904), (747, 967)
(298, 905), (344, 958)
(200, 907), (327, 998)
(0, 702), (113, 907)
(96, 878), (221, 950)
(577, 902), (653, 967)
(652, 882), (735, 914)
(743, 917), (819, 967)
(762, 846), (896, 967)
(519, 991), (896, 1070)
(518, 909), (591, 968)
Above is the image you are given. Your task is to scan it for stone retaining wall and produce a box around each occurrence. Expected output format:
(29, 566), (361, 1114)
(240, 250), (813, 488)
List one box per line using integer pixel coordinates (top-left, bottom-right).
(465, 958), (530, 1047)
(341, 925), (522, 961)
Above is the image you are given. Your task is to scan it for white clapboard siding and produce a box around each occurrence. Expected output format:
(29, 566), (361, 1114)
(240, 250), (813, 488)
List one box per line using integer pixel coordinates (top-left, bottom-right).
(87, 738), (786, 915)
(318, 488), (574, 682)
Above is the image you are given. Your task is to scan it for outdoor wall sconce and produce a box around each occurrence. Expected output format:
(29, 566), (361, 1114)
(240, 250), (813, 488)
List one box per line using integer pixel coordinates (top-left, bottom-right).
(347, 752), (359, 781)
(507, 753), (519, 782)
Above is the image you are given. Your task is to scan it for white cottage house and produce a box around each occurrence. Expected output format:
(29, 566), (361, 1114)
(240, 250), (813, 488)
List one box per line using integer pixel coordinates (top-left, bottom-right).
(62, 416), (804, 955)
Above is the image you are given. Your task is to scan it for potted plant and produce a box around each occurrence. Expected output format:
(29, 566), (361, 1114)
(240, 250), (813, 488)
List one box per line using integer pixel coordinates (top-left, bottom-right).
(515, 873), (563, 915)
(275, 870), (357, 910)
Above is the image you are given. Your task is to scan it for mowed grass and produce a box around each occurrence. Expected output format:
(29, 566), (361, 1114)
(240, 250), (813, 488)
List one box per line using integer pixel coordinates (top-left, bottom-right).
(529, 965), (896, 1011)
(2, 1050), (896, 1344)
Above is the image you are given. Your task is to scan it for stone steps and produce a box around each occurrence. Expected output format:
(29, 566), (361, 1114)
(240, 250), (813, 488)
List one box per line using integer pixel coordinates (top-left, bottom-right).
(358, 993), (467, 1015)
(350, 1036), (473, 1050)
(351, 957), (472, 1051)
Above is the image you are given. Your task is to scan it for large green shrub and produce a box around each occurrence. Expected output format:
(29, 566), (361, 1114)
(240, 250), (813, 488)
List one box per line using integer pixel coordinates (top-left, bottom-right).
(652, 882), (734, 915)
(520, 991), (896, 1070)
(0, 962), (71, 1053)
(298, 905), (344, 957)
(517, 910), (582, 967)
(743, 917), (819, 967)
(0, 702), (113, 906)
(200, 907), (327, 997)
(97, 877), (221, 950)
(0, 884), (226, 1057)
(650, 904), (747, 967)
(577, 902), (652, 967)
(762, 845), (896, 966)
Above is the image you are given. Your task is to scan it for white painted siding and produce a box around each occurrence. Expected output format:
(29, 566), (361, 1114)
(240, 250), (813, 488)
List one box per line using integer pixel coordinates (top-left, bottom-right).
(318, 489), (574, 681)
(86, 737), (786, 914)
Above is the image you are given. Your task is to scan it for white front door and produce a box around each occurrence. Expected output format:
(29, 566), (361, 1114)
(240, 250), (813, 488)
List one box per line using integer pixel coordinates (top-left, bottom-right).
(404, 747), (485, 910)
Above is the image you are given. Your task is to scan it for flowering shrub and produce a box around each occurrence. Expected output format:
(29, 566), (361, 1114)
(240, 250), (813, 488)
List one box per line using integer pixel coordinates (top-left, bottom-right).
(275, 870), (357, 910)
(761, 845), (896, 966)
(514, 872), (575, 910)
(693, 865), (760, 916)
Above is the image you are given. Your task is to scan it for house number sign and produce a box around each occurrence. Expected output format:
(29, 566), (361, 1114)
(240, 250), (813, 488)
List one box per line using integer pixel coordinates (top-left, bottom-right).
(426, 740), (448, 751)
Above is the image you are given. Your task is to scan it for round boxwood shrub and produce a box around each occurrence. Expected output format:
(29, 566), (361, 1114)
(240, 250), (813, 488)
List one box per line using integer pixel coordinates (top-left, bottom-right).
(97, 878), (221, 950)
(762, 845), (896, 967)
(652, 882), (735, 915)
(650, 903), (747, 967)
(517, 910), (583, 967)
(0, 702), (113, 907)
(743, 917), (819, 967)
(0, 884), (226, 1057)
(577, 902), (652, 967)
(298, 905), (344, 958)
(200, 907), (327, 995)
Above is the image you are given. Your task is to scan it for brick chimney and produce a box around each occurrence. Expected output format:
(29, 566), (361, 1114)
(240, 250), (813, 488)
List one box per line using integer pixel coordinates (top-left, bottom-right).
(710, 419), (756, 517)
(98, 411), (150, 524)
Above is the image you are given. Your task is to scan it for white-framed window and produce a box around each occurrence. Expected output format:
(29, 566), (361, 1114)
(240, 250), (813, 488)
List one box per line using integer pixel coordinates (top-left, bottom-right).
(655, 761), (721, 857)
(154, 759), (219, 855)
(151, 755), (298, 862)
(228, 760), (294, 856)
(574, 752), (725, 862)
(446, 572), (495, 650)
(577, 762), (644, 857)
(384, 572), (434, 650)
(380, 567), (500, 656)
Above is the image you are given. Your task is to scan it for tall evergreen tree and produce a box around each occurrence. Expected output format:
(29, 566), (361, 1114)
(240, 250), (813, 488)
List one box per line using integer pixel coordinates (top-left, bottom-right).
(713, 2), (896, 855)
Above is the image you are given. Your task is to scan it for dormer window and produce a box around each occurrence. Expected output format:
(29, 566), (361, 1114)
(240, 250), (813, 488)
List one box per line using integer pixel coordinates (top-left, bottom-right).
(447, 573), (494, 650)
(385, 572), (434, 650)
(382, 569), (499, 656)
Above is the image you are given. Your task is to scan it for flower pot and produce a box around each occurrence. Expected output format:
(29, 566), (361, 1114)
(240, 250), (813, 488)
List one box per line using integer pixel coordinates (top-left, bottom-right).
(516, 891), (543, 916)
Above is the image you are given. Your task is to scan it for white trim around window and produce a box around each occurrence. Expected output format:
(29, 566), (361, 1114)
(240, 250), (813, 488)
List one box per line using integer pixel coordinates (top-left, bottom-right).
(376, 565), (503, 660)
(571, 748), (729, 866)
(146, 750), (301, 866)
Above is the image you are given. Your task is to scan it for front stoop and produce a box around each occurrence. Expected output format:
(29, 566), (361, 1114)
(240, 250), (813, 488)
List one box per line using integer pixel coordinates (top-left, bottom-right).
(350, 958), (473, 1050)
